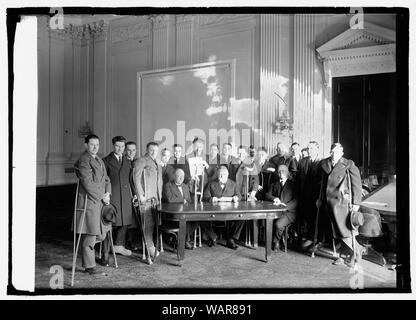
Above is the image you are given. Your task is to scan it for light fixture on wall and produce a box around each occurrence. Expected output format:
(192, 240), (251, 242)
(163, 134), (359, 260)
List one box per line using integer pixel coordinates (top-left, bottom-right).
(273, 92), (293, 136)
(78, 121), (93, 138)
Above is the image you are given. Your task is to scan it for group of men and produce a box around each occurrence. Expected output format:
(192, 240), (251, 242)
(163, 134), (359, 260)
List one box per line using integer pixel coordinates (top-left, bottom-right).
(73, 135), (363, 275)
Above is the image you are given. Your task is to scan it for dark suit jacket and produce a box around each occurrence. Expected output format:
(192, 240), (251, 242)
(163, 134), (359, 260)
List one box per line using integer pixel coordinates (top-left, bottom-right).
(266, 179), (297, 222)
(103, 153), (134, 226)
(269, 154), (297, 182)
(161, 163), (176, 184)
(167, 156), (191, 184)
(203, 179), (241, 201)
(162, 181), (192, 204)
(206, 154), (221, 182)
(297, 156), (322, 202)
(319, 157), (362, 238)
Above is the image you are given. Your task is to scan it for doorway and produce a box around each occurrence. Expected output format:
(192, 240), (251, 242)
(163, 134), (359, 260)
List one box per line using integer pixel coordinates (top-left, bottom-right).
(332, 73), (396, 181)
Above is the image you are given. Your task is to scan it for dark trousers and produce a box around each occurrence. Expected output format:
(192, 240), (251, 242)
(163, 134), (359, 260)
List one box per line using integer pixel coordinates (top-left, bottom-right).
(273, 214), (292, 243)
(228, 220), (245, 241)
(102, 225), (129, 254)
(199, 221), (218, 241)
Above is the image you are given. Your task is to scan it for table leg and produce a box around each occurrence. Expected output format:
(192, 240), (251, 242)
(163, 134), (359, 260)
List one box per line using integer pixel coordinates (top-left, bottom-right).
(265, 218), (273, 262)
(178, 220), (187, 262)
(253, 220), (259, 248)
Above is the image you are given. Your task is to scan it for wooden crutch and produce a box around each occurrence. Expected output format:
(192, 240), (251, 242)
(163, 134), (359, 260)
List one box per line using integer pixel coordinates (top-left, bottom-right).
(71, 181), (87, 287)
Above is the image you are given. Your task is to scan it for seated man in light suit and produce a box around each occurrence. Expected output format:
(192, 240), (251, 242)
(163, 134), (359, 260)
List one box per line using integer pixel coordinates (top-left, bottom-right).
(266, 164), (298, 251)
(203, 166), (242, 250)
(162, 168), (195, 250)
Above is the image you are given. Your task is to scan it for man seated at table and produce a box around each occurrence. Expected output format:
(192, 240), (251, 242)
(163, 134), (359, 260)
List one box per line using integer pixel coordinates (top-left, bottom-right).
(203, 166), (242, 250)
(162, 168), (195, 250)
(266, 164), (298, 251)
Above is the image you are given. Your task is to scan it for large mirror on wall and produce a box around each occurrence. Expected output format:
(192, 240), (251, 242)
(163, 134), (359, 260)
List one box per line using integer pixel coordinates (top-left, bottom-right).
(137, 60), (236, 156)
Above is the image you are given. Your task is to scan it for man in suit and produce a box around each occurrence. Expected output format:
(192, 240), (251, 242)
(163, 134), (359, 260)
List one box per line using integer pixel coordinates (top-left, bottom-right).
(132, 142), (163, 258)
(318, 142), (363, 264)
(168, 144), (191, 185)
(297, 141), (323, 248)
(254, 146), (275, 200)
(160, 148), (175, 185)
(73, 134), (111, 274)
(124, 140), (139, 251)
(204, 166), (242, 249)
(162, 168), (195, 249)
(219, 142), (234, 174)
(206, 143), (221, 183)
(125, 141), (137, 163)
(101, 136), (135, 262)
(288, 142), (302, 181)
(269, 142), (296, 182)
(266, 164), (297, 251)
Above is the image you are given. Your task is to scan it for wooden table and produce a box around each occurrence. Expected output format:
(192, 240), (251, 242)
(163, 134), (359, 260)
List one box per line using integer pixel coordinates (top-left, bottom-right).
(160, 201), (287, 263)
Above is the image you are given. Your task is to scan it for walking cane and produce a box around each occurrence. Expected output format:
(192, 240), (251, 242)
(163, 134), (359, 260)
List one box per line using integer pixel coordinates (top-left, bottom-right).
(245, 170), (251, 246)
(71, 180), (87, 287)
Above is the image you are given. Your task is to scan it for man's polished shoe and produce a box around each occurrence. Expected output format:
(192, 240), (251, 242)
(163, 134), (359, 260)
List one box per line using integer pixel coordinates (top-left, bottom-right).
(84, 267), (100, 275)
(226, 239), (238, 250)
(207, 238), (217, 247)
(114, 245), (132, 256)
(185, 241), (194, 250)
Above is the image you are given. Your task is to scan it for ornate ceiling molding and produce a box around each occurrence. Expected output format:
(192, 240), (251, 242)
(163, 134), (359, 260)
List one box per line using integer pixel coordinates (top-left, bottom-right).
(149, 14), (171, 30)
(199, 14), (254, 26)
(111, 22), (150, 43)
(176, 14), (195, 25)
(45, 18), (109, 43)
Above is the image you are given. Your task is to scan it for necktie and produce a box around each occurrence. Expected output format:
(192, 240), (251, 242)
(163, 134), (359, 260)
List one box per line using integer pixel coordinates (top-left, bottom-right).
(118, 156), (122, 164)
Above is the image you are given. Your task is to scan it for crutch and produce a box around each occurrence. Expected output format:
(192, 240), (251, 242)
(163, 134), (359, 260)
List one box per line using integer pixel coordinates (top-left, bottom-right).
(193, 169), (203, 248)
(139, 168), (153, 265)
(71, 180), (87, 287)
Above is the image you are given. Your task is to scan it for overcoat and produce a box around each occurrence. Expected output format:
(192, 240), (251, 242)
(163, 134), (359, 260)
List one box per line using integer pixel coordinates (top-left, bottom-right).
(132, 154), (163, 203)
(73, 151), (111, 235)
(319, 157), (362, 239)
(103, 153), (134, 227)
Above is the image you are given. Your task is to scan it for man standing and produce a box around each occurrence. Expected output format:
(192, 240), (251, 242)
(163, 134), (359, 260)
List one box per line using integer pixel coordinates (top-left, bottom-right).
(269, 142), (296, 182)
(318, 143), (363, 265)
(102, 136), (134, 259)
(74, 134), (111, 274)
(160, 148), (175, 184)
(254, 146), (275, 200)
(168, 144), (191, 184)
(133, 142), (163, 258)
(204, 166), (242, 250)
(206, 143), (221, 183)
(125, 141), (137, 163)
(124, 140), (139, 251)
(288, 142), (302, 181)
(266, 165), (297, 251)
(297, 141), (322, 248)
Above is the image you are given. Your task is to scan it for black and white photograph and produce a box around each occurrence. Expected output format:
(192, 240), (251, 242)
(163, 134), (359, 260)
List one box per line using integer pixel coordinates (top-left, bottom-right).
(2, 0), (413, 303)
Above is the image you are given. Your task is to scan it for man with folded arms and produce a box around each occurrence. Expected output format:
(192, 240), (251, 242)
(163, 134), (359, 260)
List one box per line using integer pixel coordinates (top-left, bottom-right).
(203, 166), (242, 249)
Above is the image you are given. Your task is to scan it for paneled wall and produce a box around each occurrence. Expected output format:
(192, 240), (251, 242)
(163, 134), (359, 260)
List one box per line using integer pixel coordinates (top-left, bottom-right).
(36, 13), (396, 186)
